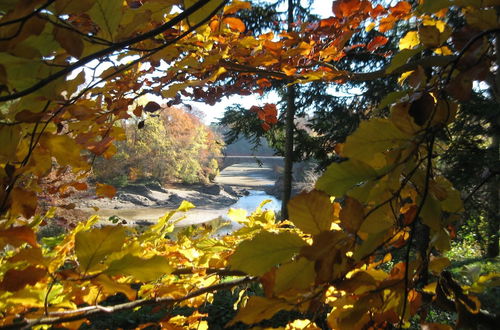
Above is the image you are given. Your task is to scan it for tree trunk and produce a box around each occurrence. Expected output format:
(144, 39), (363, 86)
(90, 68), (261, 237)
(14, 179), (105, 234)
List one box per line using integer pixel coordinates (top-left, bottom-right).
(281, 0), (296, 219)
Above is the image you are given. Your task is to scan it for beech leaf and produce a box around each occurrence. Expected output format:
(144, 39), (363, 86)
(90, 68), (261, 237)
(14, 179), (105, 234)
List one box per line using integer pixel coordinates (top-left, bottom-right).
(288, 190), (335, 235)
(105, 254), (173, 281)
(75, 226), (126, 273)
(229, 231), (306, 276)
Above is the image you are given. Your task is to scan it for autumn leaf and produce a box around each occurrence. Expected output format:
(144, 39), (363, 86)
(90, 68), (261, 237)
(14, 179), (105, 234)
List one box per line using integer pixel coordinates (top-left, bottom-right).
(222, 17), (246, 32)
(105, 254), (173, 281)
(0, 266), (46, 292)
(0, 226), (38, 248)
(229, 231), (306, 276)
(96, 183), (117, 198)
(75, 226), (127, 273)
(288, 190), (335, 235)
(274, 257), (315, 293)
(227, 296), (294, 326)
(10, 187), (38, 219)
(366, 35), (388, 51)
(339, 196), (364, 234)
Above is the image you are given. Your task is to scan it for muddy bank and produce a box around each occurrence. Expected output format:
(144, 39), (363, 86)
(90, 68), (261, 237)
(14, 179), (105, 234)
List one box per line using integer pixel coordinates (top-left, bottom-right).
(74, 162), (281, 226)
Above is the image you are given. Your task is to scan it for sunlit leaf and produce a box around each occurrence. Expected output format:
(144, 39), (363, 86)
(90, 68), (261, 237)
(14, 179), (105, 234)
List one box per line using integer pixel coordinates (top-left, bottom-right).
(316, 159), (378, 197)
(105, 254), (173, 281)
(229, 231), (306, 276)
(288, 190), (335, 235)
(75, 226), (127, 273)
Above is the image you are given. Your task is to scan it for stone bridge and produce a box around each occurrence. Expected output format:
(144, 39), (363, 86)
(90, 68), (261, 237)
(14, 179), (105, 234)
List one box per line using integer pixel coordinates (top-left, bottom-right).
(216, 155), (284, 170)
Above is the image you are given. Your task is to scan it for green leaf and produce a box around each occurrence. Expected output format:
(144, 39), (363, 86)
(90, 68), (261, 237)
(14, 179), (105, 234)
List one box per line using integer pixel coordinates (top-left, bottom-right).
(274, 258), (315, 293)
(342, 119), (411, 166)
(105, 254), (173, 281)
(386, 48), (422, 74)
(288, 190), (335, 235)
(75, 226), (126, 273)
(88, 0), (123, 40)
(378, 90), (409, 110)
(229, 231), (306, 276)
(316, 159), (378, 197)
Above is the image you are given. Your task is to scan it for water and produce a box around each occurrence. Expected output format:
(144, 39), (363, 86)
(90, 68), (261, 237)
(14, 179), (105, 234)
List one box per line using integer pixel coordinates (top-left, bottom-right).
(212, 190), (281, 235)
(228, 190), (281, 214)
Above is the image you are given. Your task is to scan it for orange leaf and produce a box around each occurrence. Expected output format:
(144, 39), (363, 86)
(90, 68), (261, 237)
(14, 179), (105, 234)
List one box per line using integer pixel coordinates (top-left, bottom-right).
(0, 266), (46, 292)
(0, 226), (38, 247)
(390, 1), (411, 16)
(223, 17), (245, 32)
(96, 183), (116, 198)
(367, 36), (389, 51)
(11, 187), (37, 218)
(332, 0), (362, 18)
(71, 182), (88, 191)
(87, 136), (114, 155)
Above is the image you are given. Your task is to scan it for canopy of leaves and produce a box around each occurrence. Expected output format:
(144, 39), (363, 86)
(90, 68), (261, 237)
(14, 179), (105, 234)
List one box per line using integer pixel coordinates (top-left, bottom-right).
(0, 0), (499, 329)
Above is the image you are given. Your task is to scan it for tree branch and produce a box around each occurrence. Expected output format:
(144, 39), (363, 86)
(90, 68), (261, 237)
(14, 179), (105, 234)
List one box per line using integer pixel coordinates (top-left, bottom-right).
(0, 0), (228, 103)
(1, 276), (257, 329)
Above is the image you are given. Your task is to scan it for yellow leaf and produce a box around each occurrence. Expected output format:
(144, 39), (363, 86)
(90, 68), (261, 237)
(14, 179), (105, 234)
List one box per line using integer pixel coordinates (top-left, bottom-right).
(227, 296), (293, 326)
(229, 231), (306, 276)
(274, 257), (315, 293)
(418, 25), (441, 48)
(0, 126), (21, 161)
(227, 208), (247, 222)
(288, 190), (335, 235)
(184, 0), (225, 27)
(105, 254), (173, 281)
(300, 231), (351, 282)
(75, 226), (126, 274)
(177, 200), (195, 212)
(399, 31), (420, 50)
(96, 183), (116, 199)
(286, 319), (321, 329)
(342, 118), (411, 166)
(429, 257), (450, 275)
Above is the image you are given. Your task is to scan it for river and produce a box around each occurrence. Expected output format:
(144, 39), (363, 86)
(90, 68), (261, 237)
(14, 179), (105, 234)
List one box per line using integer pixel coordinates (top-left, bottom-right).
(90, 162), (281, 228)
